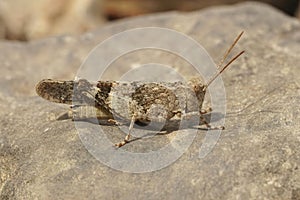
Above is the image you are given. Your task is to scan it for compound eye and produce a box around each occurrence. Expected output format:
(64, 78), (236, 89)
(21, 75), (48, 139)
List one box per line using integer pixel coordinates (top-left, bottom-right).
(194, 84), (200, 91)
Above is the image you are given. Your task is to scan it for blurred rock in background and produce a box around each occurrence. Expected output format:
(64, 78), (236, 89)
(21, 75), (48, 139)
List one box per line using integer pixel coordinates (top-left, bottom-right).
(0, 0), (299, 41)
(104, 0), (299, 19)
(0, 0), (105, 40)
(297, 2), (300, 18)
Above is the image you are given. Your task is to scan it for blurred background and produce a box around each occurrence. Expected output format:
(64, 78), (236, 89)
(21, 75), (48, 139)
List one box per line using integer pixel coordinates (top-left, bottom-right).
(0, 0), (299, 41)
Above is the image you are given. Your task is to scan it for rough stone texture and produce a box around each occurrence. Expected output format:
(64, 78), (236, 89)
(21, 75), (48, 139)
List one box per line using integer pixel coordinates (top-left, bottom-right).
(0, 2), (299, 200)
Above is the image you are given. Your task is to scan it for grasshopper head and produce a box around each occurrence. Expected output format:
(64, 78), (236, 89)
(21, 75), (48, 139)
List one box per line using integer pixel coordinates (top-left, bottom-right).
(188, 77), (206, 110)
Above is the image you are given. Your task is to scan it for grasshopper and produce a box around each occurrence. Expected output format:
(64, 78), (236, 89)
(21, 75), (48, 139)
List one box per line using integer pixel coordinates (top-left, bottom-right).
(36, 31), (244, 147)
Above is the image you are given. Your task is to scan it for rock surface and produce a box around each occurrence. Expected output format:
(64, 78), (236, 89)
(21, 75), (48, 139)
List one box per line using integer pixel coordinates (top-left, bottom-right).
(0, 2), (300, 200)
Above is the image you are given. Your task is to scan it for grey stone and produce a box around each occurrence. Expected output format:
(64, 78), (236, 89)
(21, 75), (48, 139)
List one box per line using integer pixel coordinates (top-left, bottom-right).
(0, 2), (299, 199)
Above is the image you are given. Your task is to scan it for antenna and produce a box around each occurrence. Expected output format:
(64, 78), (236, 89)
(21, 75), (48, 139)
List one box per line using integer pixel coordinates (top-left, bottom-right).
(203, 31), (245, 91)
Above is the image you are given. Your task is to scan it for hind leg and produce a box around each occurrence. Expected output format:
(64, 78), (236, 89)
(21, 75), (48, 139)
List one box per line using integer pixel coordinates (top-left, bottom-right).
(115, 115), (136, 148)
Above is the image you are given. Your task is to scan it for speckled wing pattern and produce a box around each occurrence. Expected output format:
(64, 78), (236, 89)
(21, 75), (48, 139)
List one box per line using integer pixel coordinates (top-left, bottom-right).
(36, 78), (206, 123)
